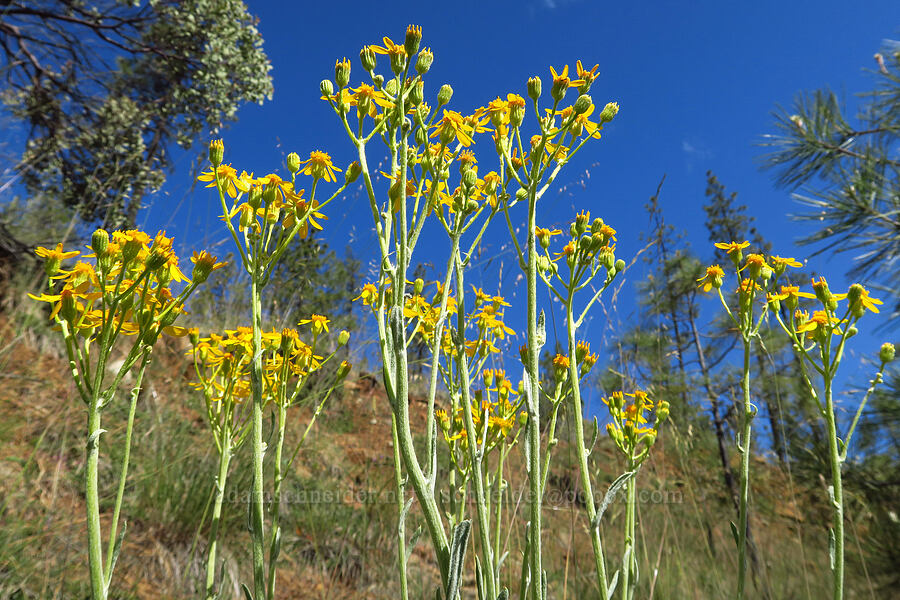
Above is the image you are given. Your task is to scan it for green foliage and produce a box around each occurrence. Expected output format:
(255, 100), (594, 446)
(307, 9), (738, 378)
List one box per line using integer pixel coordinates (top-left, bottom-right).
(1, 0), (273, 230)
(761, 42), (900, 321)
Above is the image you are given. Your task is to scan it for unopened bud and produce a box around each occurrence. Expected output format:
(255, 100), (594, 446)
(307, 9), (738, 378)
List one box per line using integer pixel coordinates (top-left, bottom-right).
(599, 102), (619, 124)
(410, 80), (424, 105)
(338, 330), (351, 347)
(208, 139), (224, 167)
(614, 259), (626, 273)
(405, 25), (422, 56)
(345, 161), (362, 184)
(287, 152), (301, 174)
(91, 229), (109, 257)
(337, 360), (352, 379)
(415, 48), (433, 75)
(413, 278), (424, 295)
(320, 79), (334, 98)
(573, 94), (593, 115)
(335, 58), (351, 89)
(437, 84), (453, 107)
(880, 342), (896, 364)
(527, 76), (542, 101)
(360, 46), (376, 71)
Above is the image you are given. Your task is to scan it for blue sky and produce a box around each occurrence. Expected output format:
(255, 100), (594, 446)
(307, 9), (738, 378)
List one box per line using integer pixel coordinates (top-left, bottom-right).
(139, 0), (898, 408)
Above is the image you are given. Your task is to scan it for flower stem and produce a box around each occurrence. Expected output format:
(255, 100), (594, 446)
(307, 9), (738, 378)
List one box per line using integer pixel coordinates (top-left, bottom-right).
(104, 351), (151, 585)
(566, 305), (609, 597)
(391, 414), (409, 600)
(736, 334), (753, 599)
(525, 190), (543, 600)
(249, 273), (267, 600)
(85, 397), (106, 600)
(824, 374), (844, 600)
(266, 403), (288, 600)
(205, 433), (232, 600)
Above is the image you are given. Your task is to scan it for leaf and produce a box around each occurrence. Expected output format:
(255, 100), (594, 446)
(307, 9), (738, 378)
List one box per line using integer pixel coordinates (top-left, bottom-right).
(497, 588), (509, 600)
(594, 470), (637, 527)
(730, 521), (740, 548)
(446, 520), (471, 600)
(240, 583), (253, 600)
(536, 310), (546, 350)
(607, 570), (620, 600)
(405, 525), (423, 564)
(108, 520), (127, 583)
(269, 525), (282, 563)
(475, 556), (485, 600)
(829, 528), (836, 570)
(587, 416), (599, 456)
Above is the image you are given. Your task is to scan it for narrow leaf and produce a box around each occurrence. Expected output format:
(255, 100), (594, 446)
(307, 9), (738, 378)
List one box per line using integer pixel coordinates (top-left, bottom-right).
(594, 470), (636, 527)
(446, 520), (471, 600)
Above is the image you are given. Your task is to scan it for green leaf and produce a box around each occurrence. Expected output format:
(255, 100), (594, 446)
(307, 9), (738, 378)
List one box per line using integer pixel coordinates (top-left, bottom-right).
(269, 525), (282, 563)
(594, 470), (637, 528)
(446, 520), (471, 600)
(607, 570), (620, 600)
(730, 521), (740, 548)
(536, 310), (546, 350)
(240, 583), (253, 600)
(108, 520), (127, 583)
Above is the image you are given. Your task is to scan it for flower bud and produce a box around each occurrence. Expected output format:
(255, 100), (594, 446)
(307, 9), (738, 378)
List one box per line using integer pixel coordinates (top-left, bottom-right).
(320, 79), (334, 98)
(656, 400), (670, 423)
(345, 161), (362, 184)
(518, 411), (528, 426)
(383, 79), (399, 97)
(614, 259), (626, 273)
(338, 330), (351, 347)
(372, 74), (384, 89)
(461, 168), (478, 189)
(286, 152), (301, 174)
(208, 139), (224, 167)
(335, 57), (351, 89)
(536, 254), (550, 273)
(360, 45), (376, 71)
(880, 342), (896, 364)
(91, 229), (109, 257)
(575, 210), (590, 234)
(812, 277), (837, 312)
(410, 79), (424, 105)
(483, 369), (495, 387)
(550, 79), (568, 103)
(599, 102), (619, 124)
(337, 360), (352, 379)
(413, 126), (428, 147)
(527, 76), (542, 101)
(59, 288), (77, 323)
(573, 94), (593, 115)
(415, 48), (433, 74)
(248, 185), (263, 210)
(519, 343), (528, 365)
(188, 328), (199, 346)
(437, 84), (453, 107)
(413, 278), (424, 295)
(405, 24), (422, 56)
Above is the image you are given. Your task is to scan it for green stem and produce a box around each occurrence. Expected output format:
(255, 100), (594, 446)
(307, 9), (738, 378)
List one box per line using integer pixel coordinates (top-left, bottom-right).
(85, 398), (106, 600)
(205, 433), (233, 600)
(266, 403), (288, 600)
(525, 189), (543, 600)
(249, 273), (266, 600)
(824, 374), (844, 600)
(621, 460), (637, 600)
(392, 414), (409, 600)
(104, 350), (151, 585)
(566, 305), (609, 597)
(736, 334), (753, 599)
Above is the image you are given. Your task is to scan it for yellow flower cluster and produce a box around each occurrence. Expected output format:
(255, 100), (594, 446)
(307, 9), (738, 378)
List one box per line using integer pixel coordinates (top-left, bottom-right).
(199, 146), (345, 240)
(603, 389), (669, 463)
(189, 318), (346, 409)
(435, 369), (523, 457)
(31, 229), (217, 342)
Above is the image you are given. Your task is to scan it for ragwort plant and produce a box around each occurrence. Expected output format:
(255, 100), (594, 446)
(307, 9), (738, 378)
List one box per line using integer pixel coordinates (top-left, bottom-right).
(699, 245), (893, 600)
(323, 25), (623, 600)
(768, 278), (893, 600)
(188, 322), (349, 600)
(201, 141), (352, 600)
(30, 230), (220, 600)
